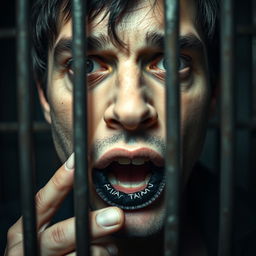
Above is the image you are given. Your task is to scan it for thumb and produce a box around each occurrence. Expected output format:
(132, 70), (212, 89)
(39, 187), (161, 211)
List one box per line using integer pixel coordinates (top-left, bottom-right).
(91, 207), (124, 239)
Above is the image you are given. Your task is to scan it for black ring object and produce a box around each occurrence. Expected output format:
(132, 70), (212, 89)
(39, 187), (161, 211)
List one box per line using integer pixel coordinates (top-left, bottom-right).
(93, 166), (165, 210)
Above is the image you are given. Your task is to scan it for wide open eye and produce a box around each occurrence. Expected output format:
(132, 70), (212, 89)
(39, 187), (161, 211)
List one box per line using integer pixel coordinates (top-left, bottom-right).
(65, 58), (102, 75)
(155, 55), (191, 72)
(147, 54), (192, 82)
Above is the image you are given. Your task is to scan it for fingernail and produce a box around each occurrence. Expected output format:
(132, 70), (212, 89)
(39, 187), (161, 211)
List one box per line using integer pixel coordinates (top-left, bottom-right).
(96, 208), (120, 228)
(65, 153), (74, 171)
(107, 244), (118, 256)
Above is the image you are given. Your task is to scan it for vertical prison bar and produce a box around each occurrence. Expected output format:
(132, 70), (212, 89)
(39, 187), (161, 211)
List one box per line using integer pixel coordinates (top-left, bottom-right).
(72, 0), (90, 255)
(218, 0), (235, 255)
(16, 0), (38, 255)
(252, 0), (256, 120)
(164, 1), (181, 256)
(252, 0), (256, 179)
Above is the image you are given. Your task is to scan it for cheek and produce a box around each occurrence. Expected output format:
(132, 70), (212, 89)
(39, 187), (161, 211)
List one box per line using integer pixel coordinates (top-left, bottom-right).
(87, 82), (116, 144)
(148, 82), (166, 134)
(180, 89), (210, 177)
(49, 85), (73, 127)
(47, 81), (74, 160)
(181, 93), (208, 129)
(88, 90), (106, 142)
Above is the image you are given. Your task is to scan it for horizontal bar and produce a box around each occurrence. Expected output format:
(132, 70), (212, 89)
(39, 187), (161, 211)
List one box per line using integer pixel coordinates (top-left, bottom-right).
(164, 0), (181, 255)
(0, 28), (16, 39)
(72, 0), (90, 255)
(208, 120), (256, 130)
(218, 0), (235, 255)
(237, 25), (256, 35)
(0, 122), (50, 132)
(2, 120), (256, 134)
(16, 0), (38, 255)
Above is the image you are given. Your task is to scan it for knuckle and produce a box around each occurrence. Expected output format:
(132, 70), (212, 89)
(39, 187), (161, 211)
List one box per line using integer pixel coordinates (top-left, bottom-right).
(7, 228), (15, 242)
(35, 188), (46, 210)
(5, 246), (24, 256)
(50, 225), (67, 245)
(5, 241), (24, 256)
(51, 170), (71, 191)
(6, 227), (22, 244)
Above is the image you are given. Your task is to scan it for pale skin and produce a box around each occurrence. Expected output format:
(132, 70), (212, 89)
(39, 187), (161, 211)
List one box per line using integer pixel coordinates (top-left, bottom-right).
(5, 0), (214, 255)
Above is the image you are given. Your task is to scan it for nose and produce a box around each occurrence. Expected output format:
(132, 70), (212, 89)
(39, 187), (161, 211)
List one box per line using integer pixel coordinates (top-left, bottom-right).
(104, 64), (158, 131)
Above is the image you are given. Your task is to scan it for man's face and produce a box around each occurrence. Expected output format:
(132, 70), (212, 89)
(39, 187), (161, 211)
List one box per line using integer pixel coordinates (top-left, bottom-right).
(40, 0), (211, 237)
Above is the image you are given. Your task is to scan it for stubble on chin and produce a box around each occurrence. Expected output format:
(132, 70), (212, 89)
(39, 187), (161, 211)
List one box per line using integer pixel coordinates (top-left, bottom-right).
(120, 207), (165, 238)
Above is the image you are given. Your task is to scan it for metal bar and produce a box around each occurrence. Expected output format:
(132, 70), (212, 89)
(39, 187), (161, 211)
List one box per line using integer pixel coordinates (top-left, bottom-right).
(1, 120), (256, 133)
(0, 28), (16, 39)
(164, 1), (181, 255)
(207, 120), (256, 130)
(250, 0), (256, 193)
(0, 122), (50, 133)
(72, 0), (90, 255)
(218, 0), (235, 255)
(16, 0), (38, 255)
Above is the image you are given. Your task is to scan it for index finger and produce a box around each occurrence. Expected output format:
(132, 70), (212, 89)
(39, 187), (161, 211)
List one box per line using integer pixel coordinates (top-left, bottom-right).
(10, 153), (75, 234)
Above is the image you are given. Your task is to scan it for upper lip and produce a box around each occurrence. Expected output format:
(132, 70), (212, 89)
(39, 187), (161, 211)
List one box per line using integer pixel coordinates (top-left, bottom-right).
(93, 147), (164, 169)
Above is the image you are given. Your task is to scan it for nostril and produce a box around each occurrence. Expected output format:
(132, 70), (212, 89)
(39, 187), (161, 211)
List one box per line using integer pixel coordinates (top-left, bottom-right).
(142, 117), (152, 125)
(141, 114), (158, 127)
(107, 118), (121, 129)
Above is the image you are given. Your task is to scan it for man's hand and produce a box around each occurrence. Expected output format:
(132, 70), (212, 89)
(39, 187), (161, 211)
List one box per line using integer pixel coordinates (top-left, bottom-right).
(5, 154), (124, 256)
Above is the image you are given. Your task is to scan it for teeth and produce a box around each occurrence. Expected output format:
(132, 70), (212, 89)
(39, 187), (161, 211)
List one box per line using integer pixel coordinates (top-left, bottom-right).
(117, 158), (131, 165)
(116, 157), (148, 166)
(117, 180), (146, 188)
(116, 173), (152, 188)
(108, 175), (147, 188)
(131, 158), (147, 165)
(108, 172), (152, 188)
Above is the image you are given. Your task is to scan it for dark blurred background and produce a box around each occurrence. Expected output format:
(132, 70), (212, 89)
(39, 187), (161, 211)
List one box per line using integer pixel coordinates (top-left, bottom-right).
(0, 0), (255, 254)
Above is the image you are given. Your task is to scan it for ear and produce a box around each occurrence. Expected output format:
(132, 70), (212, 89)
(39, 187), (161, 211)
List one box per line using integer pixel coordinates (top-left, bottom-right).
(37, 83), (51, 124)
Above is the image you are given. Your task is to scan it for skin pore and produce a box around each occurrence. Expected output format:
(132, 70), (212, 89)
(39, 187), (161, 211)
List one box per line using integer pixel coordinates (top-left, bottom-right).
(37, 0), (212, 254)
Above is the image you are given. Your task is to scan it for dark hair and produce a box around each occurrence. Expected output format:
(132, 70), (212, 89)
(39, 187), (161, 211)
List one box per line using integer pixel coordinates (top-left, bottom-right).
(32, 0), (219, 93)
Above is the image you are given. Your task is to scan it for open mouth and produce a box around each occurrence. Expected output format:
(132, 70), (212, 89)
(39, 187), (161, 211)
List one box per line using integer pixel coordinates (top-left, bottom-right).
(93, 149), (165, 210)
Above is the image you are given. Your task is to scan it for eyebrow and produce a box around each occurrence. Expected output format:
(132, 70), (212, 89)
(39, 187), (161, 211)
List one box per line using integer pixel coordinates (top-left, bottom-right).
(53, 32), (204, 61)
(53, 34), (111, 61)
(146, 31), (204, 51)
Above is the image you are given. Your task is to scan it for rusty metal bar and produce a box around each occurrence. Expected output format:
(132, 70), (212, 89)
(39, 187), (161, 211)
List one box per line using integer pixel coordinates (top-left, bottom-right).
(16, 0), (38, 255)
(0, 28), (16, 39)
(218, 0), (235, 255)
(164, 0), (181, 255)
(72, 0), (90, 255)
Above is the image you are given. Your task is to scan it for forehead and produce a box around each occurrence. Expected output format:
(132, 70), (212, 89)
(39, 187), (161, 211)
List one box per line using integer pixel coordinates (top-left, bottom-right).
(54, 0), (200, 49)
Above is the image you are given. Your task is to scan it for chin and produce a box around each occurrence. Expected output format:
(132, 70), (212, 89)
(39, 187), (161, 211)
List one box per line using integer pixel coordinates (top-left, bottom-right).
(119, 206), (165, 237)
(91, 191), (165, 238)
